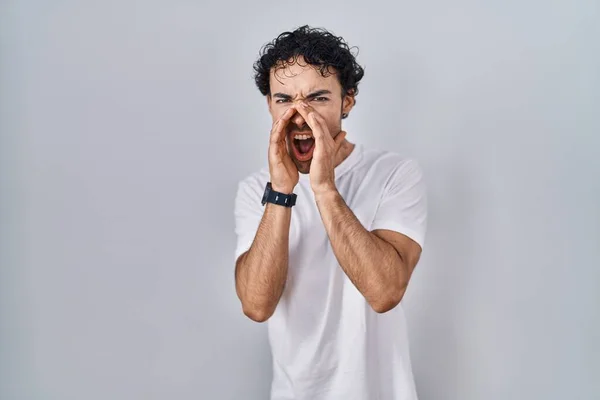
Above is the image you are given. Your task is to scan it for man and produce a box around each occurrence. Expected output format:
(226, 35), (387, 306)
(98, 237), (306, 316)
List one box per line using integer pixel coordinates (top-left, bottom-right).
(234, 25), (427, 400)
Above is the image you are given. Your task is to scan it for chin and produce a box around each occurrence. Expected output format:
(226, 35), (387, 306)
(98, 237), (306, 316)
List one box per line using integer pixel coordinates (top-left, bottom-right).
(294, 159), (312, 175)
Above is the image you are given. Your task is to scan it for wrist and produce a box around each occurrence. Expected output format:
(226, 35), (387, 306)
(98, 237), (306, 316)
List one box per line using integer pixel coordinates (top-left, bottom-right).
(263, 182), (297, 208)
(271, 183), (295, 194)
(314, 186), (340, 202)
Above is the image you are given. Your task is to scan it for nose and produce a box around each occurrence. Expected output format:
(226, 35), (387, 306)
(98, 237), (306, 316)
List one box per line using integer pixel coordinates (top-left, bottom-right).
(291, 109), (307, 128)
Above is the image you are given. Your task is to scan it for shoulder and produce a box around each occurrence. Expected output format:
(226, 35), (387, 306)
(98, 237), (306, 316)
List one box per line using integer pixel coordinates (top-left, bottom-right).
(236, 168), (270, 197)
(359, 145), (424, 183)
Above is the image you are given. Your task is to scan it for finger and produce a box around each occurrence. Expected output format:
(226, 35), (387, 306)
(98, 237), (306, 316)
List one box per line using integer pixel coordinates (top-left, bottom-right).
(334, 130), (347, 151)
(270, 107), (296, 144)
(297, 103), (327, 140)
(274, 106), (296, 133)
(293, 102), (313, 129)
(295, 103), (320, 133)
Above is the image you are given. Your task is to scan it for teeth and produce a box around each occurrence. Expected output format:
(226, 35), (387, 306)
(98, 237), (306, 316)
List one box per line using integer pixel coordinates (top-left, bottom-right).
(294, 134), (313, 140)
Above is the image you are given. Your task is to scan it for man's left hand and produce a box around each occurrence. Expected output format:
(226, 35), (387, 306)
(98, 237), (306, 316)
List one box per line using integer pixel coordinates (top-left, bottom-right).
(296, 102), (347, 195)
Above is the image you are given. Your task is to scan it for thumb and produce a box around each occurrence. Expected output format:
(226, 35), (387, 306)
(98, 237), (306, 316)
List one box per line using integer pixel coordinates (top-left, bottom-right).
(334, 131), (347, 150)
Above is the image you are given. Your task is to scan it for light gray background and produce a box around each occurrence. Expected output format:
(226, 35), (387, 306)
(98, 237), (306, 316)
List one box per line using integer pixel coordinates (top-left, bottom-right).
(1, 1), (599, 399)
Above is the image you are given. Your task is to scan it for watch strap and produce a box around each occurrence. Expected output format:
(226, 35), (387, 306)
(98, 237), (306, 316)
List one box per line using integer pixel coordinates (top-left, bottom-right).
(262, 182), (297, 207)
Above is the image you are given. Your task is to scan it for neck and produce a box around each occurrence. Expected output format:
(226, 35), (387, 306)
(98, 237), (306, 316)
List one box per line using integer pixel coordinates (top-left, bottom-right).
(334, 140), (356, 169)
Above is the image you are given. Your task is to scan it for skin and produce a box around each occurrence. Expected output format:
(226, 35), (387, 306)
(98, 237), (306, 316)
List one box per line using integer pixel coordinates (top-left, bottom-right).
(263, 57), (356, 193)
(235, 56), (422, 321)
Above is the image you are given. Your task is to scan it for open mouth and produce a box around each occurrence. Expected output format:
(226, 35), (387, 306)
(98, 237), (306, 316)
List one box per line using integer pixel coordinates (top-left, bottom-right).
(291, 133), (315, 161)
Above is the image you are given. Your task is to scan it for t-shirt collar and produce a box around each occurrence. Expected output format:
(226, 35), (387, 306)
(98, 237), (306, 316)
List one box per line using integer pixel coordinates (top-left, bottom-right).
(298, 142), (363, 183)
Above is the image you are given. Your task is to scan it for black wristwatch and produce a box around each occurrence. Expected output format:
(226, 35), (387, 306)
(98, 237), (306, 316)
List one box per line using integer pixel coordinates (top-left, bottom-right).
(261, 182), (297, 207)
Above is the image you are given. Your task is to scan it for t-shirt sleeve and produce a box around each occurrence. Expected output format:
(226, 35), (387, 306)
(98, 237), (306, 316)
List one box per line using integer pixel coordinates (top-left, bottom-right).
(234, 178), (264, 262)
(370, 159), (428, 249)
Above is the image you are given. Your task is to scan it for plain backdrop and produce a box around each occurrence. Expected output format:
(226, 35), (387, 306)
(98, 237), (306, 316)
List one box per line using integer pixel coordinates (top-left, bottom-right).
(1, 1), (599, 399)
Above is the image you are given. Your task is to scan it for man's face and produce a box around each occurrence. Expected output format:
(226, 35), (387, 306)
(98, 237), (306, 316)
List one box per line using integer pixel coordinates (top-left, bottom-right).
(267, 56), (354, 174)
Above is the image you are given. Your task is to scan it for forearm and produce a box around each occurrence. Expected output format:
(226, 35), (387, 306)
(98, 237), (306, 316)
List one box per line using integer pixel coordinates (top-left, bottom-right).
(315, 189), (410, 312)
(235, 203), (291, 322)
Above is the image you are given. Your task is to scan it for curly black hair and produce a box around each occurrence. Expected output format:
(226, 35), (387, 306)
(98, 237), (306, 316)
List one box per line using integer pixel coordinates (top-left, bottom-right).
(253, 25), (365, 100)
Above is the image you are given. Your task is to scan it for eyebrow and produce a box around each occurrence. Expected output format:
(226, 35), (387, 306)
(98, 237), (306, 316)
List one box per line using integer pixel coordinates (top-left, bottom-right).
(306, 90), (332, 99)
(272, 90), (333, 100)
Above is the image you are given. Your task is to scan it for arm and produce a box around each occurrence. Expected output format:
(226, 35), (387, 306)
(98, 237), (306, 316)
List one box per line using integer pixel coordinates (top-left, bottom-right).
(293, 102), (426, 313)
(315, 190), (422, 313)
(235, 203), (291, 322)
(234, 106), (299, 322)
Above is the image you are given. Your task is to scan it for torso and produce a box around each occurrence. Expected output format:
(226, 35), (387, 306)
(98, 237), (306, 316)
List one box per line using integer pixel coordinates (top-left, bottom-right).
(250, 144), (420, 400)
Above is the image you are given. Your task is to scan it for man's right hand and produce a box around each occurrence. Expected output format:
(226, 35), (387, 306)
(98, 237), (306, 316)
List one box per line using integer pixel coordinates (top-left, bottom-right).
(236, 107), (297, 322)
(268, 106), (299, 194)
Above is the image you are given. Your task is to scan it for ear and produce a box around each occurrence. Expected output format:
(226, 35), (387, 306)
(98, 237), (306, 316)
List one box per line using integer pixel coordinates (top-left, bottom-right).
(342, 90), (356, 116)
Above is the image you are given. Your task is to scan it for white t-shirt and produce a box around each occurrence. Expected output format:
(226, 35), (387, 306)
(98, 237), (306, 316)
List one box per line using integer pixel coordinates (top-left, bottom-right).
(234, 144), (427, 400)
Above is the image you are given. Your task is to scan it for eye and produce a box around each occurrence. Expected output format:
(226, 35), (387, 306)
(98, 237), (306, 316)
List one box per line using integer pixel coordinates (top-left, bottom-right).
(275, 99), (290, 104)
(313, 97), (329, 102)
